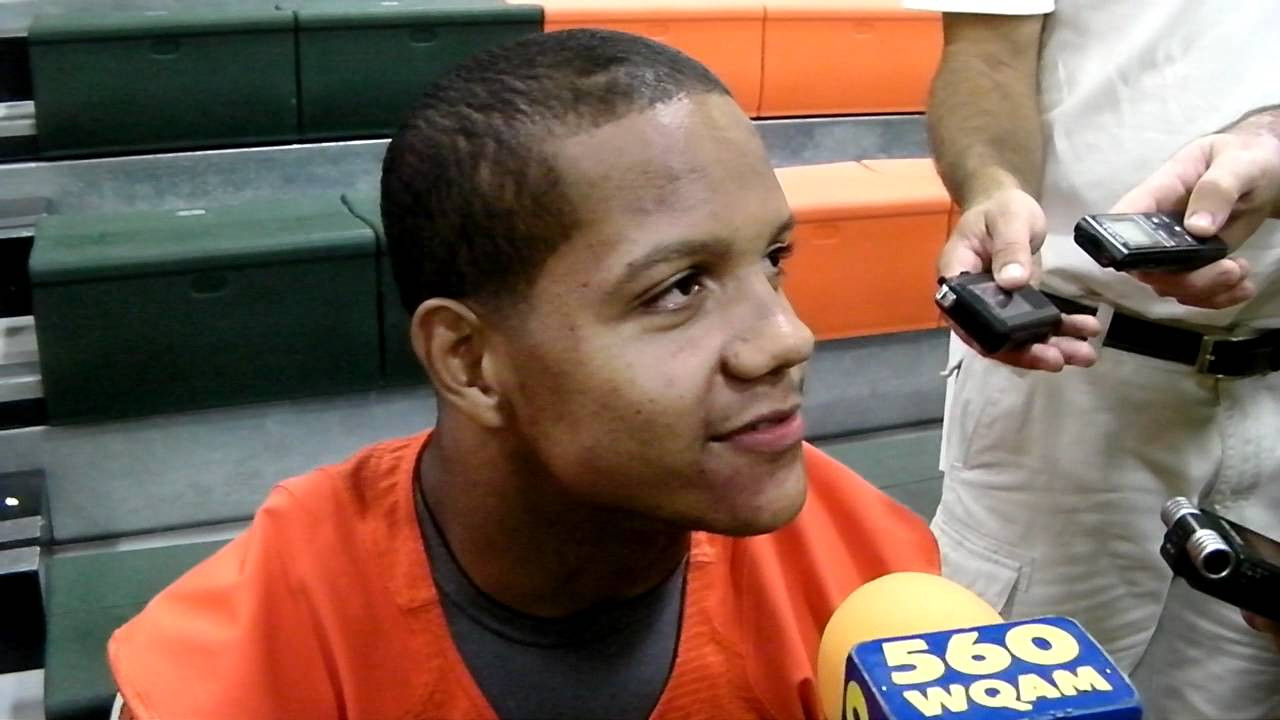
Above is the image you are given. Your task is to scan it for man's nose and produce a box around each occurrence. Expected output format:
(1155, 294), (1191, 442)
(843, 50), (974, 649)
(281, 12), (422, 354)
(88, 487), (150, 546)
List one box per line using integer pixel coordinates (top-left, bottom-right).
(722, 283), (815, 382)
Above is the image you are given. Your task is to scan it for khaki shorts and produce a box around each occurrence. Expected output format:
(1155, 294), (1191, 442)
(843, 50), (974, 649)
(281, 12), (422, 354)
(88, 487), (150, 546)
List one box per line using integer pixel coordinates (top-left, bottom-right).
(936, 335), (1280, 720)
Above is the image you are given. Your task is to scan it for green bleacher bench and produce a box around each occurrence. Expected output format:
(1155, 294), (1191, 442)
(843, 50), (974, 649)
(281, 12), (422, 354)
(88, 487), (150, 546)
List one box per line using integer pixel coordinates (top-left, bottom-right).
(29, 6), (297, 156)
(342, 192), (423, 386)
(44, 540), (227, 720)
(297, 0), (542, 139)
(29, 195), (380, 423)
(27, 1), (543, 155)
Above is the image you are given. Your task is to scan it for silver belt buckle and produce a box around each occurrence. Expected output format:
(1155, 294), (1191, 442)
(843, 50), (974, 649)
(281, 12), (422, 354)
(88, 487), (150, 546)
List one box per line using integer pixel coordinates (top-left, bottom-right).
(1195, 333), (1272, 377)
(1195, 335), (1228, 375)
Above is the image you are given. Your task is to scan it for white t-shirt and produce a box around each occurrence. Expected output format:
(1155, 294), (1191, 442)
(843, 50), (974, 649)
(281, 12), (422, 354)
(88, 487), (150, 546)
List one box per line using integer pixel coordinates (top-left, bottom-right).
(905, 0), (1280, 329)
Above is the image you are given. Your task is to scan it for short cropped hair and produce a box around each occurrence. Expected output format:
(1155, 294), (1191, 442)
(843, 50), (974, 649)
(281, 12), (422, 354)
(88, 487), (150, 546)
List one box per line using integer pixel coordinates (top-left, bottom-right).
(380, 28), (730, 313)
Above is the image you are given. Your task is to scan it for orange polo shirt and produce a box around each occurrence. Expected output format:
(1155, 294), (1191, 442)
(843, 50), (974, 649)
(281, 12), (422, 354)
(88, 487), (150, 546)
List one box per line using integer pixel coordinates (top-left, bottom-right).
(109, 432), (938, 719)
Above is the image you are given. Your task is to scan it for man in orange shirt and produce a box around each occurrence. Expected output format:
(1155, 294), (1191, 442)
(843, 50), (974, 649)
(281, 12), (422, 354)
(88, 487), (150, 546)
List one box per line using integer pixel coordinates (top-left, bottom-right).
(109, 29), (938, 719)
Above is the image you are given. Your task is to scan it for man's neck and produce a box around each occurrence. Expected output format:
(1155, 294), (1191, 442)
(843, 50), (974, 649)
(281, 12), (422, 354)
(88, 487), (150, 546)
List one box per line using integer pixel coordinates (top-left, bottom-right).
(419, 423), (691, 618)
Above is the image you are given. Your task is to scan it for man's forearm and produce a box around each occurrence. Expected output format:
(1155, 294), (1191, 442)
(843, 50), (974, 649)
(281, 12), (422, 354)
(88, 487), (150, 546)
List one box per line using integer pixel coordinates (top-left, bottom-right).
(1226, 103), (1280, 138)
(927, 15), (1046, 209)
(1226, 105), (1280, 219)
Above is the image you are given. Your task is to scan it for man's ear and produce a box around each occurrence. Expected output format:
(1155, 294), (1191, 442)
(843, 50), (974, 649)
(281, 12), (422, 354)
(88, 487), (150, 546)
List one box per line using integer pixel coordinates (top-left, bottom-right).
(410, 298), (506, 429)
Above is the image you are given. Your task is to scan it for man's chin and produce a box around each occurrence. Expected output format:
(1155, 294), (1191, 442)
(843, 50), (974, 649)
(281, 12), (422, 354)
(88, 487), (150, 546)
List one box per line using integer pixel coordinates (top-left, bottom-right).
(698, 470), (808, 537)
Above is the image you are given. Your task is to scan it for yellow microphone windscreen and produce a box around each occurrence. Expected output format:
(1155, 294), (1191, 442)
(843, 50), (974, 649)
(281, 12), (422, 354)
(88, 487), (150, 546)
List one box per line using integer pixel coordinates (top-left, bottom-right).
(817, 572), (1003, 720)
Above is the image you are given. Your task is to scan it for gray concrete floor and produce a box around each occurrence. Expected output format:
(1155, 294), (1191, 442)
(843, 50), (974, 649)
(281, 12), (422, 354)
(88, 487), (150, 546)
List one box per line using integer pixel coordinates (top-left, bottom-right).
(815, 423), (943, 521)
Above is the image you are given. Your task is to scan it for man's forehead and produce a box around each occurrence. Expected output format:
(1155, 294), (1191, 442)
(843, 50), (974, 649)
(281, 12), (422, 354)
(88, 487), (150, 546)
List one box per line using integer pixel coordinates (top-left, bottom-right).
(547, 95), (763, 217)
(523, 94), (783, 295)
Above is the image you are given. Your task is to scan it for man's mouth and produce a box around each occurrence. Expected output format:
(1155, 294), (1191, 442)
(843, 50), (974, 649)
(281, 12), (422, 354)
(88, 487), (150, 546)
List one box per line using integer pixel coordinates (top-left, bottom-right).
(712, 407), (805, 453)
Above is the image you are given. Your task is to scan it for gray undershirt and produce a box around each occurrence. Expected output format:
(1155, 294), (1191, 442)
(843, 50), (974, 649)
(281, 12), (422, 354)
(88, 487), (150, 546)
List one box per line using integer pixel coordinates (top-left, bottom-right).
(414, 479), (686, 720)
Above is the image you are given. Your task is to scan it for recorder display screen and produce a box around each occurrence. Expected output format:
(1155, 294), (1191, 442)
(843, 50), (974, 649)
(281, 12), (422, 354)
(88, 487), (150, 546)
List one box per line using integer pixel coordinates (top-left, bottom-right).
(1103, 217), (1170, 248)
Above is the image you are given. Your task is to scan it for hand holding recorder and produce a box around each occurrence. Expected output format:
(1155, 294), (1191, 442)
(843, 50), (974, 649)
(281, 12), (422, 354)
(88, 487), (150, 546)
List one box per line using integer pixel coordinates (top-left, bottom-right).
(937, 189), (1100, 372)
(1108, 113), (1280, 309)
(1160, 497), (1280, 651)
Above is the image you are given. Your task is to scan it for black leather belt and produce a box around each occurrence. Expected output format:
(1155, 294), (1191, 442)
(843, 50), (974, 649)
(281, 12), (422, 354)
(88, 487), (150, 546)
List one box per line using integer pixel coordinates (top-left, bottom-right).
(1044, 292), (1280, 377)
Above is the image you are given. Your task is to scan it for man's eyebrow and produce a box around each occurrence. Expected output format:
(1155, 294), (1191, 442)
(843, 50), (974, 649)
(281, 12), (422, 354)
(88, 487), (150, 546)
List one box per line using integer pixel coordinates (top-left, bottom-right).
(617, 215), (797, 286)
(771, 215), (797, 244)
(618, 238), (728, 284)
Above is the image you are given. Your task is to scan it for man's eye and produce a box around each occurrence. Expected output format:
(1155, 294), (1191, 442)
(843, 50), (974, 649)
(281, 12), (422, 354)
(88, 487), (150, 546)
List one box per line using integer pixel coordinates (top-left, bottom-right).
(765, 243), (794, 287)
(646, 272), (706, 311)
(766, 242), (794, 270)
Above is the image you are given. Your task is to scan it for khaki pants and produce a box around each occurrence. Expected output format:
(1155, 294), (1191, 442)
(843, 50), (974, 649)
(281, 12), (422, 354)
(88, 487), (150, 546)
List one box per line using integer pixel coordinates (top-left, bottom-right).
(937, 336), (1280, 720)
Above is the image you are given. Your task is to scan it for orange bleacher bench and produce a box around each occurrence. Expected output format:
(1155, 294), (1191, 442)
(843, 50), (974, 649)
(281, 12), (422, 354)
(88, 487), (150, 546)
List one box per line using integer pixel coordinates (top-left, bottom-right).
(776, 158), (950, 340)
(531, 0), (940, 117)
(759, 0), (942, 117)
(534, 0), (766, 115)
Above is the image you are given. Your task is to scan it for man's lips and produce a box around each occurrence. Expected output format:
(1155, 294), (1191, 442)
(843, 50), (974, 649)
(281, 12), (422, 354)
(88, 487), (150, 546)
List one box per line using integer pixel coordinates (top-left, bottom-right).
(711, 408), (805, 453)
